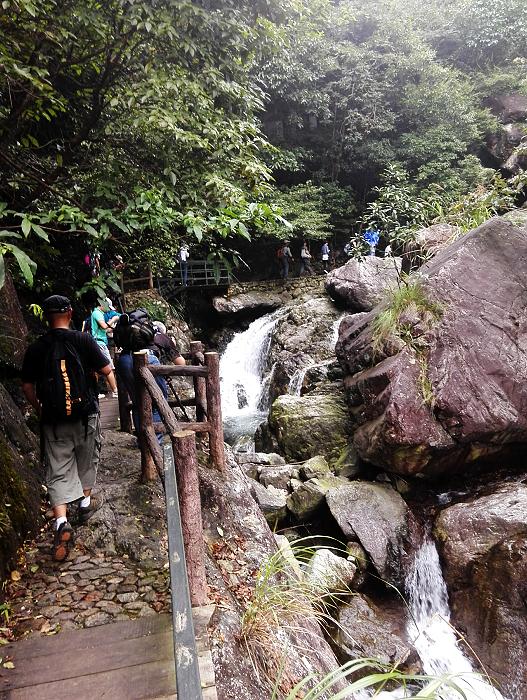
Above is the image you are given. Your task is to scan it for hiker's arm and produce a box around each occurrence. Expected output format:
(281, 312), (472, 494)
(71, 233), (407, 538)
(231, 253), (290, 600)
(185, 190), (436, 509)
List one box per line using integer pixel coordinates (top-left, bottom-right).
(22, 382), (40, 414)
(99, 364), (117, 393)
(94, 309), (111, 332)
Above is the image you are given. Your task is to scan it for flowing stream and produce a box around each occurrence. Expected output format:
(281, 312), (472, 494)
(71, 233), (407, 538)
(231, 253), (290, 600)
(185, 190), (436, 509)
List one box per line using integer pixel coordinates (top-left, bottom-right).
(288, 314), (344, 396)
(220, 308), (507, 699)
(219, 309), (285, 449)
(383, 539), (507, 699)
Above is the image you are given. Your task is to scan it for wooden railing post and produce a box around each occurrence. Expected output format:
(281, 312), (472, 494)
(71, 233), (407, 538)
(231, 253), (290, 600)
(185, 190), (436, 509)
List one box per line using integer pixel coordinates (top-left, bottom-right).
(190, 340), (207, 423)
(116, 369), (132, 434)
(133, 350), (157, 482)
(204, 352), (225, 471)
(170, 431), (208, 606)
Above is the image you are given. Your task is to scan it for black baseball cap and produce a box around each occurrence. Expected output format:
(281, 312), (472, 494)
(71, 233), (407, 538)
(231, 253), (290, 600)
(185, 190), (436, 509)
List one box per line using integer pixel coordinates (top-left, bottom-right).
(42, 295), (72, 315)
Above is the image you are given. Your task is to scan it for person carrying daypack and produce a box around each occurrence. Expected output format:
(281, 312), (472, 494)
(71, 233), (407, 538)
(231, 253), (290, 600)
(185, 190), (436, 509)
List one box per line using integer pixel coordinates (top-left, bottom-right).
(114, 310), (174, 441)
(299, 240), (313, 276)
(21, 295), (117, 562)
(277, 240), (293, 280)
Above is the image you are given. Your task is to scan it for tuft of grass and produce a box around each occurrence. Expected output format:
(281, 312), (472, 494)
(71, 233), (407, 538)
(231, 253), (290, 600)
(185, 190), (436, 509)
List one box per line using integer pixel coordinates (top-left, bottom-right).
(370, 280), (442, 406)
(240, 538), (358, 696)
(371, 280), (442, 357)
(279, 658), (477, 699)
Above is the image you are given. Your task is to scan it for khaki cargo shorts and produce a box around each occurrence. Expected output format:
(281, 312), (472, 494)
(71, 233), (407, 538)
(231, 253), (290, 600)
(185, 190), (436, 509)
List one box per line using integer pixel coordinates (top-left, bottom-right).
(42, 413), (102, 506)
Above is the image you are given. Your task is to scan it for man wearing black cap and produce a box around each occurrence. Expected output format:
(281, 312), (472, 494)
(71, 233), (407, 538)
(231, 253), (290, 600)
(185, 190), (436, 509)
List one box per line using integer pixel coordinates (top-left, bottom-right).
(21, 295), (117, 561)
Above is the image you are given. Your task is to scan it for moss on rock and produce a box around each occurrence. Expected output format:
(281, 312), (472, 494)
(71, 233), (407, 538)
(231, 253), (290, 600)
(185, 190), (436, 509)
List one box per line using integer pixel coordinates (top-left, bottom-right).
(0, 383), (42, 581)
(268, 387), (353, 467)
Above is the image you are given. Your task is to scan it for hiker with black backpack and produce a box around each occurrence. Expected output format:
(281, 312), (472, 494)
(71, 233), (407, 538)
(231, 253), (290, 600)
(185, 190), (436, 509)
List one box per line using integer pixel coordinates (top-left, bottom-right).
(114, 309), (171, 439)
(21, 295), (117, 562)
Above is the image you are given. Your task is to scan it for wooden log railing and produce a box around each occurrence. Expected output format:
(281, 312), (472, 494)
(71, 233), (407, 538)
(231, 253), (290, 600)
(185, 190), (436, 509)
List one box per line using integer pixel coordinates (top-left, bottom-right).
(125, 343), (225, 611)
(130, 346), (225, 477)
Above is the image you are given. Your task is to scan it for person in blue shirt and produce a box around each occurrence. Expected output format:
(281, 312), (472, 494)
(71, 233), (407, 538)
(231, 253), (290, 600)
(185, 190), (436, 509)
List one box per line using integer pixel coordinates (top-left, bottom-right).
(364, 228), (380, 257)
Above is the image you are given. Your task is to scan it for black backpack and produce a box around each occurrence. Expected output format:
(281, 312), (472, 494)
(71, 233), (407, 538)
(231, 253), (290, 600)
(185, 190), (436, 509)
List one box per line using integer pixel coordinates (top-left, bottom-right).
(38, 332), (93, 423)
(113, 308), (155, 352)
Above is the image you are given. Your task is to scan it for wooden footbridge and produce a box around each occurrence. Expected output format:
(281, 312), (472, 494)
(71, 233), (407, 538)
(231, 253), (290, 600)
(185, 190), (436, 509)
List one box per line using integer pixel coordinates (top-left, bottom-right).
(3, 345), (225, 700)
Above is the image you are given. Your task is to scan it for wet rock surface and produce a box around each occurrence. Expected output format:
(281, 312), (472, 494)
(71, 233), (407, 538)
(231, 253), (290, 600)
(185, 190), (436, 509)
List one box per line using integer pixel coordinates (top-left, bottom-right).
(326, 482), (410, 586)
(435, 480), (527, 696)
(325, 256), (402, 311)
(265, 297), (342, 402)
(331, 594), (416, 670)
(337, 218), (527, 476)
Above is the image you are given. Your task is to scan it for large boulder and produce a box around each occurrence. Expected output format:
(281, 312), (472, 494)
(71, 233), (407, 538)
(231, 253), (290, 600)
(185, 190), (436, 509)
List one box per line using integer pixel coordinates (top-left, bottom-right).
(213, 291), (283, 316)
(305, 548), (359, 594)
(326, 482), (410, 586)
(331, 594), (416, 670)
(286, 475), (348, 521)
(325, 256), (402, 311)
(336, 217), (527, 476)
(267, 387), (353, 467)
(265, 297), (342, 401)
(435, 482), (527, 696)
(249, 480), (288, 525)
(403, 223), (457, 267)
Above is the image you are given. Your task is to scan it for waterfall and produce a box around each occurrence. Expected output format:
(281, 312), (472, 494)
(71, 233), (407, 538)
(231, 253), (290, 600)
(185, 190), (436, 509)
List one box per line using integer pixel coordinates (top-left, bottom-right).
(402, 539), (507, 699)
(220, 309), (284, 446)
(288, 313), (344, 396)
(288, 359), (332, 396)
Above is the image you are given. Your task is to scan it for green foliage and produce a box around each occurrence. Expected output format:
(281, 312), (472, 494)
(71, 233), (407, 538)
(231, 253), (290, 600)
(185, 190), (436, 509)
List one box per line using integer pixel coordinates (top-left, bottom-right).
(0, 602), (11, 624)
(270, 183), (334, 240)
(279, 658), (471, 699)
(363, 163), (527, 260)
(435, 170), (527, 232)
(0, 0), (294, 291)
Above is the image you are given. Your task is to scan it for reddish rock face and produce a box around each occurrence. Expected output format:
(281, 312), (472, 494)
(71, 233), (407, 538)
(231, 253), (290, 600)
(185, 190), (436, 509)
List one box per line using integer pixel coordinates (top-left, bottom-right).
(336, 218), (527, 476)
(435, 483), (527, 696)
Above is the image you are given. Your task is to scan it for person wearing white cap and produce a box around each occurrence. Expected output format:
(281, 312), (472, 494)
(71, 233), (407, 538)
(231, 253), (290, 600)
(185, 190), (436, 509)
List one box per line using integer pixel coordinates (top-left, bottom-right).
(150, 321), (185, 366)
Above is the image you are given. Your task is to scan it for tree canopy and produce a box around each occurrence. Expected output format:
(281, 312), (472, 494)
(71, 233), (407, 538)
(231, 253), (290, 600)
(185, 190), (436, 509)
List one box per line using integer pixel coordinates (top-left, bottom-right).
(0, 0), (526, 293)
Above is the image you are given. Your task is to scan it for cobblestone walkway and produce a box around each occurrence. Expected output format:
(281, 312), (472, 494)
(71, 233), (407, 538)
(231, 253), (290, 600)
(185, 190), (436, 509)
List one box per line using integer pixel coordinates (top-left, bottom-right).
(3, 431), (171, 641)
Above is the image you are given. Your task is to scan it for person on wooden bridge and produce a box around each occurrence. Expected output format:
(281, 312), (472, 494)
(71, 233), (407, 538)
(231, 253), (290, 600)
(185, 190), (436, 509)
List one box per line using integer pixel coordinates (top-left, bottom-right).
(21, 295), (117, 562)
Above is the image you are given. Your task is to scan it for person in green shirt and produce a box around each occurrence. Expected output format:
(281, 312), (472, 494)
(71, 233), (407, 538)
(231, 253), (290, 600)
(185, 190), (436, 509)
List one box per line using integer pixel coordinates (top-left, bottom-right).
(90, 298), (115, 371)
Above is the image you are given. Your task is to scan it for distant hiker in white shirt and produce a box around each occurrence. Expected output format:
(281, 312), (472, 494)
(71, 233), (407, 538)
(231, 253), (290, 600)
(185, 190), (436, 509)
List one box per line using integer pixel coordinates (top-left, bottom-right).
(179, 243), (189, 286)
(321, 240), (330, 272)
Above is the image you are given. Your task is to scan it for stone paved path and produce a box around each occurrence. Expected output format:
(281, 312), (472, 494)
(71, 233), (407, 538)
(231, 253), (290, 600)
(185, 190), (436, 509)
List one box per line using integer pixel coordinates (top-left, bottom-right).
(3, 431), (171, 641)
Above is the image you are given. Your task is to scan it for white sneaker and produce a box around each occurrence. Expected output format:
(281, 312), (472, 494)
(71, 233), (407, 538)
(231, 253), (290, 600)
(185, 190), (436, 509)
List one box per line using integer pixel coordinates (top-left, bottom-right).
(111, 391), (119, 398)
(98, 393), (105, 399)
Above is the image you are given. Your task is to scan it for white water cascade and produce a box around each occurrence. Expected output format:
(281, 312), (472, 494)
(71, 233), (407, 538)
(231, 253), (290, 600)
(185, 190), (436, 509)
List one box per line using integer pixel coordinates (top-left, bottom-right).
(219, 309), (285, 448)
(288, 314), (344, 396)
(401, 539), (507, 699)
